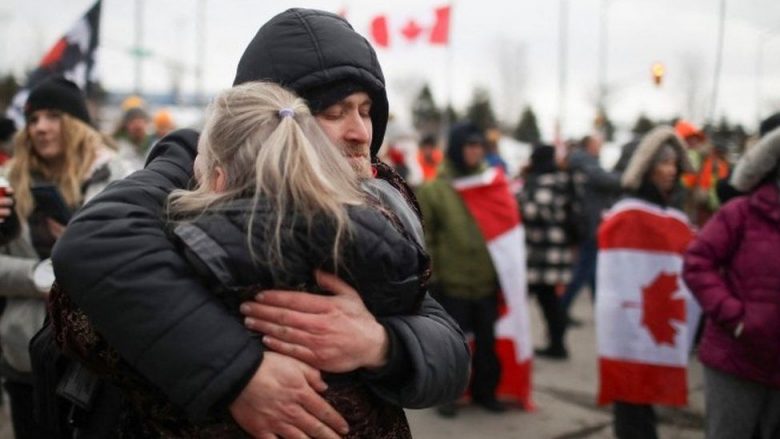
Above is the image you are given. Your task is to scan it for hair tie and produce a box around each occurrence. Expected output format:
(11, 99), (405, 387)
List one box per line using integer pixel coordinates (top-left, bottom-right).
(278, 108), (295, 119)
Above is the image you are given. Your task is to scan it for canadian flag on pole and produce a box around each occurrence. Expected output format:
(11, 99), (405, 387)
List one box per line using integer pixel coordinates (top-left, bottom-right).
(596, 198), (700, 407)
(369, 5), (451, 48)
(453, 167), (534, 408)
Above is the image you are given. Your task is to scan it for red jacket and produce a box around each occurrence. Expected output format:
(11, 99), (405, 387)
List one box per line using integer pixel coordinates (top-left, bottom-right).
(683, 182), (780, 387)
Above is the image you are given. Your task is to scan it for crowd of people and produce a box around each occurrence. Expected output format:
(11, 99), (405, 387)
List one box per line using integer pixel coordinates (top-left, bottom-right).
(0, 6), (778, 439)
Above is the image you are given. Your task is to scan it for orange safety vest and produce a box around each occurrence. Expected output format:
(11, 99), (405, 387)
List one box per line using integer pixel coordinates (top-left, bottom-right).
(682, 156), (729, 190)
(418, 149), (443, 182)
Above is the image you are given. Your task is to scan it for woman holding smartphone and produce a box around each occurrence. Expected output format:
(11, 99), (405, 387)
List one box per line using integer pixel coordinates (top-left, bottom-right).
(0, 76), (129, 439)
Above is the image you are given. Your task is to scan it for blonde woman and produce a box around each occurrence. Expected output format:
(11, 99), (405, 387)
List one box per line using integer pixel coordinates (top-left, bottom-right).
(52, 81), (429, 437)
(0, 76), (129, 439)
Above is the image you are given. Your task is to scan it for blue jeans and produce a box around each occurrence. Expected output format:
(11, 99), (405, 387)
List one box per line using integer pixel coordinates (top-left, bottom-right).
(560, 235), (597, 312)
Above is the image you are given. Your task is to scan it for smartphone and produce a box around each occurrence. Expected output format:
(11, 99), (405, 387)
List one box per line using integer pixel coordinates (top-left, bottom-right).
(31, 185), (72, 225)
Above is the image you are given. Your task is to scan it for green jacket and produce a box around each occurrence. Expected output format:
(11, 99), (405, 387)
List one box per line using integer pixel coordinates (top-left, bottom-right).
(417, 162), (498, 299)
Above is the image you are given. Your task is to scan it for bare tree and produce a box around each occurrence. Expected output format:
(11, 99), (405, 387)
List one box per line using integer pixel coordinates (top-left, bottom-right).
(494, 37), (528, 129)
(390, 74), (427, 123)
(680, 51), (707, 122)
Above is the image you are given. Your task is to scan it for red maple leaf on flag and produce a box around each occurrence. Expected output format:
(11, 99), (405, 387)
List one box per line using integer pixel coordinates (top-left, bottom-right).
(401, 19), (424, 41)
(641, 272), (686, 346)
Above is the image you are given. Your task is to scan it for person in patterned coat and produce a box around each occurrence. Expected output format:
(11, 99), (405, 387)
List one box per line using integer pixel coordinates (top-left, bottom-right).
(519, 144), (577, 359)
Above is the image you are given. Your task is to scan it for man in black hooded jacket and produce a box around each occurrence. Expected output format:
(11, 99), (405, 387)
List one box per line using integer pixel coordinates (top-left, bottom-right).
(51, 8), (469, 438)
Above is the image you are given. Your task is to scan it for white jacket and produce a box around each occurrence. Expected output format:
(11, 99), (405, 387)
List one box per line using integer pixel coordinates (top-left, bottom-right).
(0, 148), (131, 377)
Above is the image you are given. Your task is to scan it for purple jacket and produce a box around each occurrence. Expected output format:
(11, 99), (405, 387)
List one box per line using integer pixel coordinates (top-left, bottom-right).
(683, 182), (780, 388)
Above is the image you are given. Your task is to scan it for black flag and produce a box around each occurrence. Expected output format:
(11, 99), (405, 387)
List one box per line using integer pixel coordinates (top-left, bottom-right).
(7, 0), (101, 127)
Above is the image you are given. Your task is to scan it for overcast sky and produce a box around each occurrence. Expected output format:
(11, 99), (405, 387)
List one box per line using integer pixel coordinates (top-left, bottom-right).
(2, 0), (780, 138)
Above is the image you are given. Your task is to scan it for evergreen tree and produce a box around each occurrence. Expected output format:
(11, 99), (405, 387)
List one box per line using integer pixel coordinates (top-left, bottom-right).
(445, 104), (459, 126)
(411, 84), (442, 133)
(465, 87), (497, 132)
(632, 114), (655, 136)
(732, 124), (748, 153)
(716, 116), (732, 139)
(594, 107), (616, 142)
(0, 74), (20, 112)
(513, 106), (541, 144)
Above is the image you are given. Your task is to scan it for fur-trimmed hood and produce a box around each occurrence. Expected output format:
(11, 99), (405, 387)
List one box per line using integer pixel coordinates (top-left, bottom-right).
(730, 127), (780, 192)
(621, 126), (693, 190)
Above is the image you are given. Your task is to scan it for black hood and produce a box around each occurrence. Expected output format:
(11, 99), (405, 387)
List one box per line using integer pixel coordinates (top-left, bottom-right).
(528, 144), (557, 175)
(446, 122), (485, 174)
(233, 8), (388, 156)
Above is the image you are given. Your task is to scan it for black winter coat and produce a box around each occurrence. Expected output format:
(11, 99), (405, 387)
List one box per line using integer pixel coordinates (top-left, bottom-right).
(51, 130), (470, 424)
(153, 193), (428, 436)
(172, 196), (427, 318)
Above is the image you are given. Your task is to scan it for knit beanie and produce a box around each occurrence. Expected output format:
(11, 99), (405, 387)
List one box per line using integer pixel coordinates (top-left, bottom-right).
(123, 107), (149, 125)
(674, 119), (704, 144)
(529, 144), (557, 175)
(24, 76), (91, 125)
(447, 122), (485, 174)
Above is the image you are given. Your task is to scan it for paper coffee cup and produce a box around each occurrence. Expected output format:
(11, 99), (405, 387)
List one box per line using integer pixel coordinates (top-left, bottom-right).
(0, 176), (9, 198)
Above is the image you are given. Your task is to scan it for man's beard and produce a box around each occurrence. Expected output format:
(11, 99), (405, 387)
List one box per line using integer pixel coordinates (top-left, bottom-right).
(347, 155), (372, 178)
(341, 143), (372, 178)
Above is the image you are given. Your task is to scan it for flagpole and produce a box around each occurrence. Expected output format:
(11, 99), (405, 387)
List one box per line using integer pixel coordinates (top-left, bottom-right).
(707, 0), (726, 126)
(445, 0), (455, 135)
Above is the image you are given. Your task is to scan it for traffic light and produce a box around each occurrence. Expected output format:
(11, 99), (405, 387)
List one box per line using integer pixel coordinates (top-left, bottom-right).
(651, 62), (665, 86)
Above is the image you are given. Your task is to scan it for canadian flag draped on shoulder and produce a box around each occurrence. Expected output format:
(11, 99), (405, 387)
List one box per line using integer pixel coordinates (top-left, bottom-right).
(596, 197), (700, 406)
(7, 0), (101, 127)
(452, 167), (534, 408)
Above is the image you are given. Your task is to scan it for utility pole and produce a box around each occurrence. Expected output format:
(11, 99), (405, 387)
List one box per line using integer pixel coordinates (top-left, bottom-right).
(134, 0), (145, 95)
(597, 0), (610, 112)
(708, 0), (726, 126)
(444, 0), (456, 134)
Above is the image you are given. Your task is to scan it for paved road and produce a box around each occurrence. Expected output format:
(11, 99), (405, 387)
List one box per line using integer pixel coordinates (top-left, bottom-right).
(0, 293), (705, 438)
(406, 293), (705, 439)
